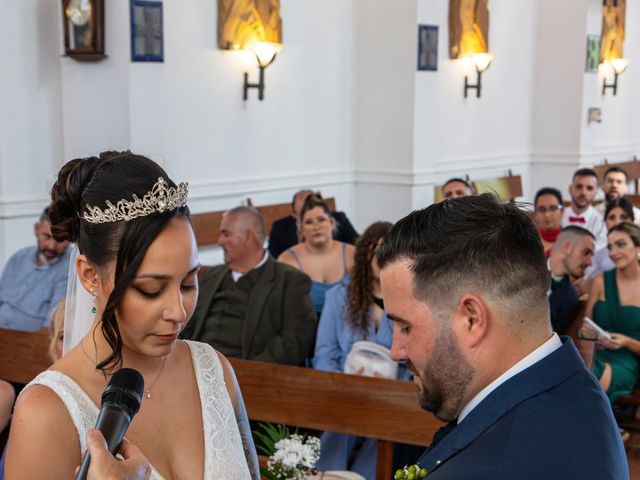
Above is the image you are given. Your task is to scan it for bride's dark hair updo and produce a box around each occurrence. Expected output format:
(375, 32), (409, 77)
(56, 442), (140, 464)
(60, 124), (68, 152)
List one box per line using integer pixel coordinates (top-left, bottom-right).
(49, 151), (191, 372)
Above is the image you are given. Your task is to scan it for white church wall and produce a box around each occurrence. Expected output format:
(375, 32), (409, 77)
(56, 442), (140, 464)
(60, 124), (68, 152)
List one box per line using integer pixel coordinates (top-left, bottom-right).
(0, 0), (359, 267)
(412, 0), (537, 206)
(579, 0), (640, 169)
(350, 0), (418, 229)
(0, 0), (65, 262)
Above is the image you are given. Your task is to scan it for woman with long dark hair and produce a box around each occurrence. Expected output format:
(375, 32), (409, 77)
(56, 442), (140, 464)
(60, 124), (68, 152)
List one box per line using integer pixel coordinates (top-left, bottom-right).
(582, 222), (640, 403)
(6, 152), (259, 479)
(313, 221), (403, 480)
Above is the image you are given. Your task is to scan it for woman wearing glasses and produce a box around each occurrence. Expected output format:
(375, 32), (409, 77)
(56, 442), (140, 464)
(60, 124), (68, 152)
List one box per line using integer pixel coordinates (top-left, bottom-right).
(278, 194), (354, 317)
(533, 187), (564, 256)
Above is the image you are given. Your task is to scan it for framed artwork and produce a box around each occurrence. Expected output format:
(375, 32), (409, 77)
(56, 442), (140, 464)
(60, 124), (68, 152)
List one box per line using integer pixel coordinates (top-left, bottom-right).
(218, 0), (282, 50)
(586, 34), (601, 72)
(418, 25), (438, 71)
(130, 0), (164, 62)
(61, 0), (106, 61)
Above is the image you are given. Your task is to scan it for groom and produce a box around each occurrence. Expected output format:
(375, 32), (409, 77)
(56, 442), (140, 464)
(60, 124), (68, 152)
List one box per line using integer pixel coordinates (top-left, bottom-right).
(376, 194), (627, 478)
(83, 194), (628, 479)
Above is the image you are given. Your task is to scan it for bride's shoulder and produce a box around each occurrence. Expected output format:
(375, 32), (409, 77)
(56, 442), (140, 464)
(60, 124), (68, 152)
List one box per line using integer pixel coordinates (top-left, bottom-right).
(8, 373), (80, 476)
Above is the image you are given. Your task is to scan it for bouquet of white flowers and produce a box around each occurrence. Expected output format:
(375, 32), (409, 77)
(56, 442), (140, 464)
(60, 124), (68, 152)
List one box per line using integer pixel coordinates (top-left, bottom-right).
(255, 423), (321, 480)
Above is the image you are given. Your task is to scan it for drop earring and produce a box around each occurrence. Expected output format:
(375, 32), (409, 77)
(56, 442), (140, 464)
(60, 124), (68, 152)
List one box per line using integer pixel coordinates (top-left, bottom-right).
(91, 291), (98, 314)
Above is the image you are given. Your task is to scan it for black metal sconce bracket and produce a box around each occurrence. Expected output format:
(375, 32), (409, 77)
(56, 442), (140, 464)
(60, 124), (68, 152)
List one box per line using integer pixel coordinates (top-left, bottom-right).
(602, 72), (619, 96)
(464, 70), (483, 98)
(243, 65), (266, 101)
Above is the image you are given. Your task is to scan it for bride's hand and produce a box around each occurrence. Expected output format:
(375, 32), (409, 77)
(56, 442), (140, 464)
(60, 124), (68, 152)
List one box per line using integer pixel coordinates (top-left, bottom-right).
(78, 429), (151, 480)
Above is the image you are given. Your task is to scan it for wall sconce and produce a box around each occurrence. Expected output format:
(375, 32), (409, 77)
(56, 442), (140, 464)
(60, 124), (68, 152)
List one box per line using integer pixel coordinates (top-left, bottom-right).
(602, 58), (629, 96)
(243, 42), (281, 101)
(464, 53), (493, 98)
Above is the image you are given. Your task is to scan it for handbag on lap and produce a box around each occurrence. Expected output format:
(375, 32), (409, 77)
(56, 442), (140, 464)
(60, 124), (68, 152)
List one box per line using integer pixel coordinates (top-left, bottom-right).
(344, 341), (398, 379)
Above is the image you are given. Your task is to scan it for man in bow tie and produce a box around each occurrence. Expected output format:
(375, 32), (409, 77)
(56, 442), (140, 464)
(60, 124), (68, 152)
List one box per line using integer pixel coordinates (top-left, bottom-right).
(561, 168), (607, 250)
(376, 194), (627, 479)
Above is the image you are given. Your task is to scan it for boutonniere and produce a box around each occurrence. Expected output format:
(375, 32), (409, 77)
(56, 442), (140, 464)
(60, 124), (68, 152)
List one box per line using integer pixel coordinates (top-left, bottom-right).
(394, 464), (428, 479)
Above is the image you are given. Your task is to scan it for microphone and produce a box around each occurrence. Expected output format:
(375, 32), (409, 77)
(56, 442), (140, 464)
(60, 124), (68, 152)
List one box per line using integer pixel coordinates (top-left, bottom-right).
(75, 368), (144, 480)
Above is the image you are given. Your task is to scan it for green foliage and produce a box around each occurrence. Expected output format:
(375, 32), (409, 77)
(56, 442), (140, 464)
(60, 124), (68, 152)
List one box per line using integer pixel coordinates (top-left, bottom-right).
(253, 422), (291, 456)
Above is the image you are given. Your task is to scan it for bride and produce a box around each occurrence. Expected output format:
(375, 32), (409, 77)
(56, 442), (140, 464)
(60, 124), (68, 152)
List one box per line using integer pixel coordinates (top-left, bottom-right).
(5, 152), (259, 479)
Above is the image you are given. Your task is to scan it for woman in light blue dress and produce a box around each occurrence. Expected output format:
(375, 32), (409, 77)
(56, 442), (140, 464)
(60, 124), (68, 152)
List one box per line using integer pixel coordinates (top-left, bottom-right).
(313, 221), (408, 480)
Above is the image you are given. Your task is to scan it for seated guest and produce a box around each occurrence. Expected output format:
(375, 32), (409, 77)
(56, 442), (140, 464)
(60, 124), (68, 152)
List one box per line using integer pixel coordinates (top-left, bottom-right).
(562, 168), (607, 250)
(548, 227), (595, 333)
(268, 189), (359, 259)
(182, 206), (317, 365)
(587, 198), (635, 278)
(48, 300), (65, 362)
(441, 177), (474, 199)
(597, 166), (640, 224)
(0, 208), (70, 331)
(314, 221), (398, 480)
(582, 223), (640, 403)
(533, 187), (563, 256)
(278, 194), (355, 316)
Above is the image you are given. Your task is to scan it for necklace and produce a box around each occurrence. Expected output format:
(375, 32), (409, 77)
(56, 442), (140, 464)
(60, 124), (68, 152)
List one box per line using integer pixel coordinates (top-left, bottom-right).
(79, 338), (167, 399)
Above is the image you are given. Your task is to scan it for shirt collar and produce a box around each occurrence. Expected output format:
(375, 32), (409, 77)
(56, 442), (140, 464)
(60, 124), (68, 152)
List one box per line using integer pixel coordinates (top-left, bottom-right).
(231, 250), (269, 282)
(457, 333), (562, 424)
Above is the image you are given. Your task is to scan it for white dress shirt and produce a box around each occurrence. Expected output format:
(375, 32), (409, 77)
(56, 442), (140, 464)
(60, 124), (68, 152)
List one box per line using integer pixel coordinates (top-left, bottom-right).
(231, 250), (269, 282)
(457, 333), (562, 424)
(562, 205), (607, 250)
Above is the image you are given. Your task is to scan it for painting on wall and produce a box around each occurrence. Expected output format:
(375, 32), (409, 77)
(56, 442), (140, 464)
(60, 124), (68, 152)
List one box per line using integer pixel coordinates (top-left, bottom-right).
(448, 0), (489, 58)
(585, 35), (601, 72)
(218, 0), (282, 50)
(600, 0), (626, 63)
(130, 0), (164, 62)
(418, 25), (438, 71)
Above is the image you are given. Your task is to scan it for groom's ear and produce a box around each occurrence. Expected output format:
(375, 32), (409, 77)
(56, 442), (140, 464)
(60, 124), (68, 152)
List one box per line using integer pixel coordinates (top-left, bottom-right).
(75, 254), (101, 294)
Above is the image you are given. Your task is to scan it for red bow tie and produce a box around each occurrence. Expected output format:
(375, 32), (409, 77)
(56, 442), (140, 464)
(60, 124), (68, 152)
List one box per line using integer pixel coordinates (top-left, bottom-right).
(569, 216), (586, 223)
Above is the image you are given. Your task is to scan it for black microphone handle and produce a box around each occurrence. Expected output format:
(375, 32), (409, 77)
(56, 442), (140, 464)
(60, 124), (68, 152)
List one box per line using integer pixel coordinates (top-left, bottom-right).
(75, 406), (132, 480)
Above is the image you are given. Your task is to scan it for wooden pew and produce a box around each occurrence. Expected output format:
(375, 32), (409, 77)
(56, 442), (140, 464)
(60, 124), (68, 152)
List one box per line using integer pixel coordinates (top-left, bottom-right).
(230, 358), (442, 480)
(192, 197), (336, 247)
(0, 328), (50, 384)
(0, 328), (441, 479)
(434, 171), (523, 203)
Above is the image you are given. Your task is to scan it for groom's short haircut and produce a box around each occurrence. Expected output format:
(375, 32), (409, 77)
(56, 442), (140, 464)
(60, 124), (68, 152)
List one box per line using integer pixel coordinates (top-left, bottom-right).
(376, 194), (550, 321)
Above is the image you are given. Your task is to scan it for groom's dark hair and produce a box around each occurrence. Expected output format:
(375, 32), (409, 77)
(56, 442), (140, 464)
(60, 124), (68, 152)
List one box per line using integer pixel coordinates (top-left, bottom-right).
(376, 194), (550, 320)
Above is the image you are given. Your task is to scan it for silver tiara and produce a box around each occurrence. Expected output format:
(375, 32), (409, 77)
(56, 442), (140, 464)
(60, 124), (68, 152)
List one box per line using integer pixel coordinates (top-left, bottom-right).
(81, 177), (189, 224)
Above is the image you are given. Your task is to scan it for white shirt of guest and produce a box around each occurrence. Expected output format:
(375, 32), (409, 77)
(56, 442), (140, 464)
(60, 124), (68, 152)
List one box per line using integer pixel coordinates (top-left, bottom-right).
(457, 333), (562, 424)
(561, 205), (606, 250)
(231, 250), (269, 282)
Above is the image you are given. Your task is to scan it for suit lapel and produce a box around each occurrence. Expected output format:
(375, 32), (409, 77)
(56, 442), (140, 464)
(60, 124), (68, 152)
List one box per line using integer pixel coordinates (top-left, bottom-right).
(419, 338), (584, 474)
(241, 258), (276, 358)
(190, 267), (228, 340)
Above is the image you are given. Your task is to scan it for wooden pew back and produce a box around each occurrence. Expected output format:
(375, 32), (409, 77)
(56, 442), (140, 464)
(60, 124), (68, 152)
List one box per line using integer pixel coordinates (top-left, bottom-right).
(434, 172), (522, 203)
(192, 197), (336, 247)
(230, 358), (441, 480)
(0, 328), (51, 384)
(594, 157), (640, 186)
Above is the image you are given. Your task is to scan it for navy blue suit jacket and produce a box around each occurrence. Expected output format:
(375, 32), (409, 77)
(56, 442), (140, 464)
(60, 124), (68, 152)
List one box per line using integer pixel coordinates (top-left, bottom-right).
(418, 338), (628, 479)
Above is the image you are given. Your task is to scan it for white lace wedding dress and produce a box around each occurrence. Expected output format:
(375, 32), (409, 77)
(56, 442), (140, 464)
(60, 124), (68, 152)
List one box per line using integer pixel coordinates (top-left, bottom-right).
(26, 340), (251, 479)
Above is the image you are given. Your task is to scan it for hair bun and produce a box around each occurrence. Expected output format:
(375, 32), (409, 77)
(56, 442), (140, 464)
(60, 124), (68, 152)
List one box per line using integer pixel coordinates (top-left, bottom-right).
(49, 157), (102, 242)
